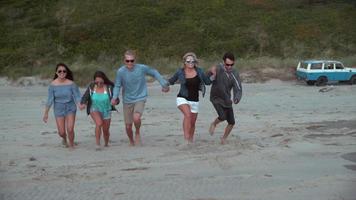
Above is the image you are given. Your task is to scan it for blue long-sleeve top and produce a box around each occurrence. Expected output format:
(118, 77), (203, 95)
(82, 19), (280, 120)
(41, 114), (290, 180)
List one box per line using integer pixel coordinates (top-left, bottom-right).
(112, 64), (168, 103)
(46, 83), (81, 107)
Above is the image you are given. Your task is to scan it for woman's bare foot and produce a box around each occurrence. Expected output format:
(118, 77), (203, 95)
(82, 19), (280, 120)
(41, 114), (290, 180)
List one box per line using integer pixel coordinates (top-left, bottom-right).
(62, 138), (68, 147)
(135, 134), (141, 146)
(129, 140), (135, 146)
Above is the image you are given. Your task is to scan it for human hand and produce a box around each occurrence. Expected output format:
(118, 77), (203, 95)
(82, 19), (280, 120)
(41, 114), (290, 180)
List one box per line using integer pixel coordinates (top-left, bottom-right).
(43, 114), (48, 123)
(111, 98), (119, 105)
(210, 66), (217, 76)
(234, 99), (240, 104)
(79, 104), (86, 110)
(162, 86), (169, 93)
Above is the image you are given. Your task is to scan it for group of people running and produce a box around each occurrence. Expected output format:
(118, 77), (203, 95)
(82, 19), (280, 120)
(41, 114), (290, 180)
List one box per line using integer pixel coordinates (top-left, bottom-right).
(42, 50), (242, 149)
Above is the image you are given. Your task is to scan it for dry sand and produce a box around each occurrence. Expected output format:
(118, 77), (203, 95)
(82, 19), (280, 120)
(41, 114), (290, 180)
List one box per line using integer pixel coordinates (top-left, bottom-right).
(0, 79), (355, 200)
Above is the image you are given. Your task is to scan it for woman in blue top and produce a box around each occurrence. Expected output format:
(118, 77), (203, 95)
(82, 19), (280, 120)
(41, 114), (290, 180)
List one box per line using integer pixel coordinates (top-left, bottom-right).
(168, 52), (213, 143)
(80, 71), (116, 149)
(43, 63), (81, 149)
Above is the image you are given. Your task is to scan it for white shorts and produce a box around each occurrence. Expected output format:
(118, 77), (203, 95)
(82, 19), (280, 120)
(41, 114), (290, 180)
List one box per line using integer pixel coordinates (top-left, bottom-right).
(176, 97), (199, 113)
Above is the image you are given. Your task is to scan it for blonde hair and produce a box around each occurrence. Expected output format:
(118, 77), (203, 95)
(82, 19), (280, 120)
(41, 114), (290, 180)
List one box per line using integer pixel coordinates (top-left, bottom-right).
(182, 52), (198, 64)
(124, 49), (137, 58)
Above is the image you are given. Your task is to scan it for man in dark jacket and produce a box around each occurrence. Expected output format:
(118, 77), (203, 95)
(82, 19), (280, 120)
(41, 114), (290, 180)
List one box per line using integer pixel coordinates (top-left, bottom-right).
(209, 52), (242, 144)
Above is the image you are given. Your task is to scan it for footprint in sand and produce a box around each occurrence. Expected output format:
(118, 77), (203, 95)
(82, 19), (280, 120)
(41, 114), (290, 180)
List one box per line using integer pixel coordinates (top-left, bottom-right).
(341, 152), (356, 171)
(121, 167), (149, 171)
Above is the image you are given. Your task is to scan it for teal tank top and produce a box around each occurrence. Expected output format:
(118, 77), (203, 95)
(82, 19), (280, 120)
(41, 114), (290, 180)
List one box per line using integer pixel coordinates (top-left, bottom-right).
(91, 89), (111, 113)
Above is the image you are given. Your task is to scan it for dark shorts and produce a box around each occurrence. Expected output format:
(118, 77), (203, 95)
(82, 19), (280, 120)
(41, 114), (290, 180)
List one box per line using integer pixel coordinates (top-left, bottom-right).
(212, 103), (235, 125)
(53, 101), (77, 117)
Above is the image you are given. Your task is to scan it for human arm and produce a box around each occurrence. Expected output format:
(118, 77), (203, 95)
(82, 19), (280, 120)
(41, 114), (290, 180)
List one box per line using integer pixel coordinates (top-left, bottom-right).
(79, 85), (91, 110)
(198, 67), (213, 85)
(232, 70), (242, 104)
(72, 83), (82, 107)
(43, 85), (54, 123)
(43, 106), (50, 123)
(168, 69), (179, 85)
(144, 64), (170, 91)
(80, 85), (90, 104)
(111, 70), (122, 105)
(206, 65), (217, 82)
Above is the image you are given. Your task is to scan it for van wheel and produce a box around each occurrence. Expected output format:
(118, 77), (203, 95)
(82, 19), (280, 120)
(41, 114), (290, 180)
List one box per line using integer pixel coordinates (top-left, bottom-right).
(350, 75), (356, 85)
(306, 81), (315, 85)
(316, 76), (327, 86)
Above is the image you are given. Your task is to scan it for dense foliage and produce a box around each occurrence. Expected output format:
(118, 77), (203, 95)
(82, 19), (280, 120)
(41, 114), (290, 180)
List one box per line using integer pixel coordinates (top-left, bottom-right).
(1, 0), (355, 83)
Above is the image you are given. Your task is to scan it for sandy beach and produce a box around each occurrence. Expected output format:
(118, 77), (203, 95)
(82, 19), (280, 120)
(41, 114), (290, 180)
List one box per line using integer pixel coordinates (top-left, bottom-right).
(0, 79), (355, 200)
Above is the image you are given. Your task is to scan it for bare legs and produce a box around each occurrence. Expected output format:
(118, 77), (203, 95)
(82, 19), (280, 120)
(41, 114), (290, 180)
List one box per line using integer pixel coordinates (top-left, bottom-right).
(55, 117), (67, 147)
(102, 119), (111, 146)
(90, 112), (111, 147)
(55, 113), (76, 148)
(209, 117), (234, 144)
(221, 124), (234, 144)
(178, 104), (198, 143)
(125, 112), (142, 146)
(209, 118), (221, 136)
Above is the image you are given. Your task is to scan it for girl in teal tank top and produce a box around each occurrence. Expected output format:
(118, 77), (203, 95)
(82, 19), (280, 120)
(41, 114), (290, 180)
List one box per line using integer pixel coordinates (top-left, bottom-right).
(80, 71), (116, 149)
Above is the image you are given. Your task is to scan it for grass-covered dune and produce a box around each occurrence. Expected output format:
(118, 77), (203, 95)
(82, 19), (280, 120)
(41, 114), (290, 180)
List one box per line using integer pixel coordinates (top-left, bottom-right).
(1, 0), (356, 84)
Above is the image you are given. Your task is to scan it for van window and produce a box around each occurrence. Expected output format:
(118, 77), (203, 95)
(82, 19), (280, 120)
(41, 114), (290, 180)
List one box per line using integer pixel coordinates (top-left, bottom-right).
(325, 63), (334, 70)
(300, 62), (308, 69)
(310, 63), (322, 70)
(335, 63), (344, 69)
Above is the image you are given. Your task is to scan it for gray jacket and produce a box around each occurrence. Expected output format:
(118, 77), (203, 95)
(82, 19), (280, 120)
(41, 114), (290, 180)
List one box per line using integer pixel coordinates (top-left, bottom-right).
(209, 63), (242, 107)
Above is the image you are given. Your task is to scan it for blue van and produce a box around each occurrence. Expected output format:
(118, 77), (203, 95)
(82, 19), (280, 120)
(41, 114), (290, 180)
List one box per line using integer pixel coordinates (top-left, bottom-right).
(296, 60), (356, 86)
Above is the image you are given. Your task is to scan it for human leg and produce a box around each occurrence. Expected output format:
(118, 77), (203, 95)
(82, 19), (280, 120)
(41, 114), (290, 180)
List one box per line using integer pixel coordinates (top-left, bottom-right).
(221, 124), (234, 144)
(123, 103), (135, 146)
(178, 104), (192, 141)
(133, 112), (142, 145)
(133, 101), (145, 145)
(102, 119), (111, 147)
(221, 108), (235, 144)
(55, 117), (67, 146)
(65, 113), (76, 148)
(209, 103), (226, 135)
(188, 100), (199, 141)
(209, 118), (222, 136)
(189, 113), (198, 141)
(90, 111), (103, 146)
(125, 123), (134, 146)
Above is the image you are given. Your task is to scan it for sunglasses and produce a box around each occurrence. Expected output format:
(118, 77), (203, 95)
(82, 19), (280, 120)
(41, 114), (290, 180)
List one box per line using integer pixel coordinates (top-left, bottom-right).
(125, 59), (135, 63)
(57, 70), (67, 73)
(185, 60), (196, 64)
(225, 63), (234, 67)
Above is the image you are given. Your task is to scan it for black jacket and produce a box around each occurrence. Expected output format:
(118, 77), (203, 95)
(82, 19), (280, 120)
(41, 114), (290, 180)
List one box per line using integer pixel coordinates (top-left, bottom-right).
(80, 82), (116, 115)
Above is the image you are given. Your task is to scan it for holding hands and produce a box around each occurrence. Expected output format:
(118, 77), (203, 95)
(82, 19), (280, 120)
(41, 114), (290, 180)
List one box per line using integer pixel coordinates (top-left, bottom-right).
(111, 98), (120, 106)
(210, 66), (217, 76)
(79, 104), (86, 110)
(162, 86), (170, 93)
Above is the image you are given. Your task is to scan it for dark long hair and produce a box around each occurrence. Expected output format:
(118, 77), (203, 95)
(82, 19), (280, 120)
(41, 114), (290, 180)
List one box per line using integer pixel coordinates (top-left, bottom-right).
(53, 63), (74, 81)
(93, 71), (114, 86)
